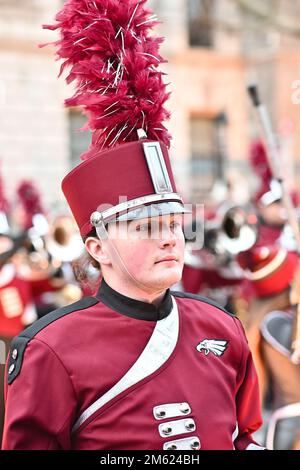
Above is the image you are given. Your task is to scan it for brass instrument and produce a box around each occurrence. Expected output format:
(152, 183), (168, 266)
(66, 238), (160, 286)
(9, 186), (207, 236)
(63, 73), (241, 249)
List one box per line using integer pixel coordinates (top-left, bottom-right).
(184, 204), (258, 269)
(45, 214), (84, 264)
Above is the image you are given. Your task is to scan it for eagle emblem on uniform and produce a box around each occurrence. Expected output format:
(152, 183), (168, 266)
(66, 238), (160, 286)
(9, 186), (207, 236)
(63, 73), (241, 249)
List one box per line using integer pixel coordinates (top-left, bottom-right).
(196, 339), (228, 357)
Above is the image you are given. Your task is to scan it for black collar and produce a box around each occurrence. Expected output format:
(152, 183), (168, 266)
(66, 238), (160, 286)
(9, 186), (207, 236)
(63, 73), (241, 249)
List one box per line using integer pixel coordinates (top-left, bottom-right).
(96, 279), (173, 321)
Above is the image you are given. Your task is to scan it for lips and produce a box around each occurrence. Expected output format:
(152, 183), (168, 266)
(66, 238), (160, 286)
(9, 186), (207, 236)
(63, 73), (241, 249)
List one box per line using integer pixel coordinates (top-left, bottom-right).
(155, 256), (178, 264)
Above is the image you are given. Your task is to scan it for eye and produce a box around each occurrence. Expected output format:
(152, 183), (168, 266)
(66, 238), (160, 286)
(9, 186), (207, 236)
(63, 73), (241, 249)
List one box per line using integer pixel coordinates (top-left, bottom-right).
(135, 223), (151, 232)
(170, 221), (182, 230)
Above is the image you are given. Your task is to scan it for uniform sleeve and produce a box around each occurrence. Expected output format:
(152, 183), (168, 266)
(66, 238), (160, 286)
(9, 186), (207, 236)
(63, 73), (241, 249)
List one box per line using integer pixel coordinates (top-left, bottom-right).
(2, 338), (77, 450)
(233, 318), (265, 450)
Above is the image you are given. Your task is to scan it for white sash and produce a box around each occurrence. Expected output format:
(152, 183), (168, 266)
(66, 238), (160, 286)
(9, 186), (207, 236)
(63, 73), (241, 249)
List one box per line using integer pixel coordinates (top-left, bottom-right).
(72, 296), (179, 432)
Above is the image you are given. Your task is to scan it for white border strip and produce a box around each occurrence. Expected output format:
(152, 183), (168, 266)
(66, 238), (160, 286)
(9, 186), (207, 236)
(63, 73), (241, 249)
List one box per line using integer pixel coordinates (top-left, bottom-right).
(260, 311), (292, 358)
(100, 193), (183, 221)
(266, 402), (300, 450)
(232, 422), (239, 444)
(72, 297), (179, 433)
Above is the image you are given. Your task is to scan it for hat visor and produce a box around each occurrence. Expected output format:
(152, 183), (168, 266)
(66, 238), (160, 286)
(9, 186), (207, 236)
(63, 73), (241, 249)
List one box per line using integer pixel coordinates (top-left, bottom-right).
(115, 201), (191, 222)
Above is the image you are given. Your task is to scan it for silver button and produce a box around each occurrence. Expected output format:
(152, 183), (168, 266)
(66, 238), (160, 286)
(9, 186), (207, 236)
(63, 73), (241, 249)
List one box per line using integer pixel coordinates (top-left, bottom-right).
(153, 403), (191, 420)
(163, 436), (200, 450)
(90, 211), (102, 226)
(161, 425), (172, 436)
(191, 438), (201, 450)
(185, 419), (196, 431)
(179, 403), (191, 415)
(155, 408), (166, 419)
(8, 364), (15, 375)
(166, 444), (178, 450)
(12, 349), (18, 360)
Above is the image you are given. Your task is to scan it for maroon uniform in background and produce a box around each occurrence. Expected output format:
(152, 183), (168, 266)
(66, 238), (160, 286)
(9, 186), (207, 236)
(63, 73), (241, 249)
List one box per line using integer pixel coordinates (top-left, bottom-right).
(0, 263), (37, 444)
(2, 281), (262, 450)
(0, 264), (37, 338)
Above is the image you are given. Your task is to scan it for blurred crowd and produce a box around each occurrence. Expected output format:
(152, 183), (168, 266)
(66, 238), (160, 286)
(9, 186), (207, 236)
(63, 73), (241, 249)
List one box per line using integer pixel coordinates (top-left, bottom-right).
(0, 175), (101, 442)
(177, 139), (300, 449)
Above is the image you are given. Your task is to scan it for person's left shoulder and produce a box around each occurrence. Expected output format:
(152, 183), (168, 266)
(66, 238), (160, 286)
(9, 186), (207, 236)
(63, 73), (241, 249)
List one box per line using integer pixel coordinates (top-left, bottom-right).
(171, 290), (245, 339)
(172, 291), (248, 362)
(171, 290), (236, 319)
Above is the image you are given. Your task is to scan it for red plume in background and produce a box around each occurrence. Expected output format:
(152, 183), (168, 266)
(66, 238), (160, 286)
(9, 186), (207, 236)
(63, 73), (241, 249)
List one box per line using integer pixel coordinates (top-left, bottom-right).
(249, 140), (272, 184)
(43, 0), (171, 160)
(0, 162), (10, 214)
(17, 180), (45, 230)
(249, 140), (273, 204)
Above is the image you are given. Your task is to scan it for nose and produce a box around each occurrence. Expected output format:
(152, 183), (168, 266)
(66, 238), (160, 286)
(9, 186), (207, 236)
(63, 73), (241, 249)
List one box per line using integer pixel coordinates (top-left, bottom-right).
(159, 226), (177, 248)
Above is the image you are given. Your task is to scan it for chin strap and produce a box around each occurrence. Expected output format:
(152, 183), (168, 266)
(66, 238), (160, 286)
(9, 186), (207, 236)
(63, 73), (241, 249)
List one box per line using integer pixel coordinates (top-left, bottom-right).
(92, 214), (163, 295)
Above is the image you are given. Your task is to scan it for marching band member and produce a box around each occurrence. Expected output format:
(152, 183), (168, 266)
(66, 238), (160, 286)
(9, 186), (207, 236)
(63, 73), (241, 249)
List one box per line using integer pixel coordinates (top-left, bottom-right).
(250, 141), (290, 247)
(238, 245), (300, 449)
(2, 0), (263, 450)
(237, 246), (298, 403)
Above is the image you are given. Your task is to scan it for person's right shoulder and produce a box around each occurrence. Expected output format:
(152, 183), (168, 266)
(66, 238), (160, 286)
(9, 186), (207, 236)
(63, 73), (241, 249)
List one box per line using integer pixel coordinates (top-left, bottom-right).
(6, 296), (99, 385)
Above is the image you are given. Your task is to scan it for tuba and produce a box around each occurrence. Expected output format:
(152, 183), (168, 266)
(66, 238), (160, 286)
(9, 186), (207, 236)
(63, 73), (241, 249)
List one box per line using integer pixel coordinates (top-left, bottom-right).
(45, 214), (84, 264)
(184, 204), (258, 269)
(218, 205), (258, 256)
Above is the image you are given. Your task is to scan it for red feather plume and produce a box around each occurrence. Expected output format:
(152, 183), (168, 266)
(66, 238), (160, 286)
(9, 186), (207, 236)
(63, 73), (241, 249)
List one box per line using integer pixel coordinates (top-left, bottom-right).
(17, 180), (45, 230)
(249, 140), (274, 203)
(43, 0), (171, 160)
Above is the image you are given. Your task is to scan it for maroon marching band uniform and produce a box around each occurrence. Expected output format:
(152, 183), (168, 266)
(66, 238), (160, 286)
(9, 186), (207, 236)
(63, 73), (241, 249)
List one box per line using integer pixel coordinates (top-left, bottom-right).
(2, 280), (262, 450)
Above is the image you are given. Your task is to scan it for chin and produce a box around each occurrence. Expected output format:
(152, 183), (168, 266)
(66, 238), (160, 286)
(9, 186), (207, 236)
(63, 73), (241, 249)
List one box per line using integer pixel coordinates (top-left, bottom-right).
(152, 267), (183, 290)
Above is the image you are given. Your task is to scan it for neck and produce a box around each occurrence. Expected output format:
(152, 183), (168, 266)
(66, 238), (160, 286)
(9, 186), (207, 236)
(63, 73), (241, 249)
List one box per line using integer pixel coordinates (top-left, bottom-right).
(102, 275), (166, 305)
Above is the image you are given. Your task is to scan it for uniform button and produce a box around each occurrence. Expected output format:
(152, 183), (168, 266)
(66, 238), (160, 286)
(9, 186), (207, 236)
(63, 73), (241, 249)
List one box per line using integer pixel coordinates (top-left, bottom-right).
(12, 349), (18, 360)
(161, 425), (172, 436)
(8, 364), (15, 375)
(190, 439), (200, 450)
(179, 403), (190, 414)
(185, 419), (196, 431)
(155, 408), (166, 419)
(166, 444), (178, 450)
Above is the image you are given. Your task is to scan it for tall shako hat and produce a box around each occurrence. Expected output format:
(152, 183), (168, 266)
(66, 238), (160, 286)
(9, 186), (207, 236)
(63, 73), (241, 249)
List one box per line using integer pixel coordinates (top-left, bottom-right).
(237, 245), (299, 298)
(44, 0), (186, 239)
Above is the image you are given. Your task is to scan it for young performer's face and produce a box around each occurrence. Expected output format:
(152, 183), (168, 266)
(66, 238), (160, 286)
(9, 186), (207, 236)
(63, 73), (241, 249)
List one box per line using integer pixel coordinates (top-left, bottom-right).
(109, 213), (185, 291)
(90, 213), (185, 294)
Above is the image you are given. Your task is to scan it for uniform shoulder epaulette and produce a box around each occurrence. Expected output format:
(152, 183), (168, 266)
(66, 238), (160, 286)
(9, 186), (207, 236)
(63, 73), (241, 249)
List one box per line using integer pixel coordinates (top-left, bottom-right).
(171, 291), (236, 318)
(7, 296), (99, 385)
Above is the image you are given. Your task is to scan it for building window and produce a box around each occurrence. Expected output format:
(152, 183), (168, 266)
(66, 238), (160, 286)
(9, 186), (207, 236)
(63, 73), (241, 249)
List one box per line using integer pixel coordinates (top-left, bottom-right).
(187, 0), (215, 48)
(189, 114), (226, 201)
(68, 110), (92, 168)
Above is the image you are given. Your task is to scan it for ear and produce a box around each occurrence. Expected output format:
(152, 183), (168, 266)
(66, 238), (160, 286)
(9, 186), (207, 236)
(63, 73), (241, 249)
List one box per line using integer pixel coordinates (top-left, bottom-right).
(85, 237), (111, 266)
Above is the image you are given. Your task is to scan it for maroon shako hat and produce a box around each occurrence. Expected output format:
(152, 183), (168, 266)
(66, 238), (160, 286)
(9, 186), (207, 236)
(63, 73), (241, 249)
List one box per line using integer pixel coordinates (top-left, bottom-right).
(237, 245), (299, 297)
(44, 0), (186, 239)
